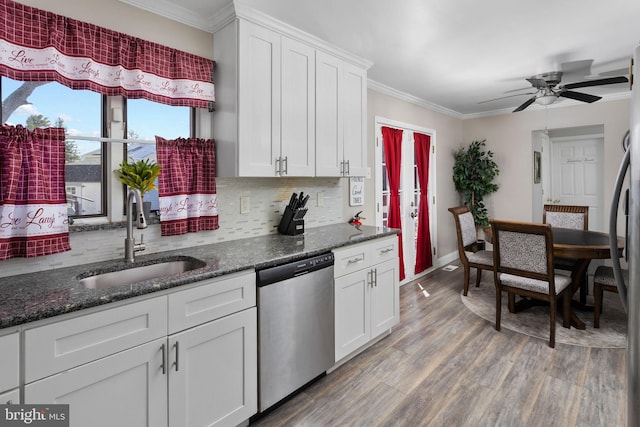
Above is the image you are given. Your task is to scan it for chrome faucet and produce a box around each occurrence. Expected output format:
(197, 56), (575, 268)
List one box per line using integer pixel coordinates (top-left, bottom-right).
(124, 189), (147, 262)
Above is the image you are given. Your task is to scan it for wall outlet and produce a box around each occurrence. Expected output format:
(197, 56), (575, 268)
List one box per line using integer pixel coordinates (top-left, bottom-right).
(317, 192), (324, 207)
(240, 196), (250, 214)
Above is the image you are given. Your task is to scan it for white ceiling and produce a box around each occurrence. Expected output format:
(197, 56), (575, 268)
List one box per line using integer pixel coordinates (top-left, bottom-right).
(123, 0), (640, 117)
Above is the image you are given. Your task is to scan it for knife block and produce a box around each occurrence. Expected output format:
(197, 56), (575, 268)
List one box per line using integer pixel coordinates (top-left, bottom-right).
(278, 205), (305, 235)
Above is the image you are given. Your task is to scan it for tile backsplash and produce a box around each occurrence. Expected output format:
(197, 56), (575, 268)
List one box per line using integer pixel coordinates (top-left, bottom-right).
(0, 177), (344, 278)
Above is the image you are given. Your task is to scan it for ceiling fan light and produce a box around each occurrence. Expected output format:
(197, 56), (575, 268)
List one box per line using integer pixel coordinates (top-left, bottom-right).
(535, 94), (558, 106)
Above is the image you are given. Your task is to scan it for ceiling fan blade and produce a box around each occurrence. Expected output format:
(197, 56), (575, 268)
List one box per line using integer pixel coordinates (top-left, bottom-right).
(478, 92), (537, 104)
(513, 96), (537, 112)
(562, 76), (629, 90)
(558, 90), (601, 103)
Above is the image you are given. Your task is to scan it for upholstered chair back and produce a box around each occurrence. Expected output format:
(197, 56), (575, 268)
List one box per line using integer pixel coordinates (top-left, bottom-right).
(497, 230), (548, 275)
(459, 211), (477, 247)
(543, 205), (589, 230)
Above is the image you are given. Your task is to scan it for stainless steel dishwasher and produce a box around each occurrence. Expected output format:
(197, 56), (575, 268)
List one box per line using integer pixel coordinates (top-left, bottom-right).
(256, 252), (335, 412)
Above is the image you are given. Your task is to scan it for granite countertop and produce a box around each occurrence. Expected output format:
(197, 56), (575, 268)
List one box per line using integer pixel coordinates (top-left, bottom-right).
(0, 224), (398, 329)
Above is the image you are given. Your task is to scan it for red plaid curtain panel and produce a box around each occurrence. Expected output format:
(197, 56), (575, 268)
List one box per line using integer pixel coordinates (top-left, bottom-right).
(0, 0), (214, 109)
(156, 136), (219, 236)
(0, 125), (71, 259)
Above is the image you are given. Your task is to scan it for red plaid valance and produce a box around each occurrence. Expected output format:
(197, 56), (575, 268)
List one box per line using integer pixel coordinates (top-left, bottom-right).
(0, 0), (214, 109)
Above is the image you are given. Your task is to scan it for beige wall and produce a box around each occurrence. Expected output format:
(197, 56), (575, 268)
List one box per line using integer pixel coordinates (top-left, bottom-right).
(15, 0), (213, 58)
(462, 99), (630, 227)
(357, 89), (464, 261)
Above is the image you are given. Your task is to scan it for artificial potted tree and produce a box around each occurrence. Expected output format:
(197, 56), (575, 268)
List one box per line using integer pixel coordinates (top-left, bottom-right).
(114, 158), (161, 219)
(452, 139), (500, 248)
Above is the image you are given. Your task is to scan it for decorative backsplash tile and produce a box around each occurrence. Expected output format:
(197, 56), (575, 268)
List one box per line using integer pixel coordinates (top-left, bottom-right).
(0, 177), (344, 277)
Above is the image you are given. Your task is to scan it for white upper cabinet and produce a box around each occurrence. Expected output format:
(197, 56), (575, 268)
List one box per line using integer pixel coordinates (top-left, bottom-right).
(216, 19), (315, 177)
(280, 37), (316, 176)
(342, 63), (368, 177)
(316, 52), (368, 177)
(315, 51), (342, 177)
(213, 9), (370, 177)
(237, 21), (281, 176)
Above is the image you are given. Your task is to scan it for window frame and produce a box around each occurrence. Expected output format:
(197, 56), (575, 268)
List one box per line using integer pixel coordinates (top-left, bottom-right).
(1, 77), (205, 226)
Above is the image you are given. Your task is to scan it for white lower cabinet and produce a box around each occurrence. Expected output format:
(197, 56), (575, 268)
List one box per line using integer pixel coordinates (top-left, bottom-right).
(25, 337), (167, 427)
(0, 331), (20, 403)
(22, 270), (258, 427)
(333, 236), (399, 362)
(168, 307), (257, 427)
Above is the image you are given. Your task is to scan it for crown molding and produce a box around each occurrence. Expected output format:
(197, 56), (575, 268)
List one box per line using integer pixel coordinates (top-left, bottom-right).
(119, 0), (216, 32)
(367, 80), (464, 119)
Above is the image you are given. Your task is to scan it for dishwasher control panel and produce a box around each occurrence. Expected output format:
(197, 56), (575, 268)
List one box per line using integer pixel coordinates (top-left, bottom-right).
(256, 253), (334, 287)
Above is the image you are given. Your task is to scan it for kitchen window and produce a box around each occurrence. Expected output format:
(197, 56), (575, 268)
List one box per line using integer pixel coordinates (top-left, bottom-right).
(125, 99), (193, 213)
(1, 77), (105, 218)
(1, 77), (195, 221)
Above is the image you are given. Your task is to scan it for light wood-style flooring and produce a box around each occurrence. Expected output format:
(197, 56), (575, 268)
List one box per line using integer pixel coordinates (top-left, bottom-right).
(251, 262), (627, 427)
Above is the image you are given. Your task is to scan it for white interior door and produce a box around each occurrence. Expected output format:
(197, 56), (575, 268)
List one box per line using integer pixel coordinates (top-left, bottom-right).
(550, 137), (604, 230)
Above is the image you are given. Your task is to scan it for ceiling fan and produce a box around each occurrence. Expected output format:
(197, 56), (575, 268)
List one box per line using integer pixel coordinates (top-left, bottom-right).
(482, 71), (629, 112)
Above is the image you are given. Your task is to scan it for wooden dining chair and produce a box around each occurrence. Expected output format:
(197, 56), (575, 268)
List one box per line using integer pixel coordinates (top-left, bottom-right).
(448, 206), (494, 296)
(543, 204), (589, 298)
(593, 265), (628, 328)
(490, 219), (572, 348)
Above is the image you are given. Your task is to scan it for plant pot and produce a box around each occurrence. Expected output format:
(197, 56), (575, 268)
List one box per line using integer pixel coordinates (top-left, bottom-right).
(465, 239), (485, 253)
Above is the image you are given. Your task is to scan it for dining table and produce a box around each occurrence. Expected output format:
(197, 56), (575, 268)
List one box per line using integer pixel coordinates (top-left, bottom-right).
(483, 225), (625, 330)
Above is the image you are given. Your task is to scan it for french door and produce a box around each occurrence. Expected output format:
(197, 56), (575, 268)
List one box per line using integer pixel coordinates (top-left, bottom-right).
(375, 118), (436, 284)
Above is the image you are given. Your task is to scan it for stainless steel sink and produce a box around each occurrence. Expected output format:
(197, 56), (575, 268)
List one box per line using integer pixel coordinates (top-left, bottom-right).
(79, 257), (206, 289)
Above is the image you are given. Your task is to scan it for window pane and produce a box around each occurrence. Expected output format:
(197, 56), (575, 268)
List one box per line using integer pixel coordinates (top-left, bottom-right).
(1, 78), (103, 217)
(125, 99), (191, 212)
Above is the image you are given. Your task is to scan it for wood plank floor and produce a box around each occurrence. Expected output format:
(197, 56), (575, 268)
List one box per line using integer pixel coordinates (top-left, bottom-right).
(251, 262), (627, 426)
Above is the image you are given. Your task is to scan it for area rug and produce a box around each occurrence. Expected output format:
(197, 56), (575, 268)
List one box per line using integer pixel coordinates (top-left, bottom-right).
(461, 280), (627, 348)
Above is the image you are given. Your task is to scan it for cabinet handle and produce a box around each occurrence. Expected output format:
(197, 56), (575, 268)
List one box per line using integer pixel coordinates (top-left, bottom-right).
(173, 341), (179, 372)
(379, 248), (394, 254)
(275, 157), (281, 176)
(161, 343), (166, 375)
(347, 256), (364, 264)
(367, 269), (372, 287)
(282, 156), (288, 176)
(345, 160), (350, 176)
(372, 268), (377, 287)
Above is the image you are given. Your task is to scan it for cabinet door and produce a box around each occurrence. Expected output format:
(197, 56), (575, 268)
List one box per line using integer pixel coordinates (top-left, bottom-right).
(315, 51), (343, 177)
(281, 37), (315, 176)
(168, 308), (257, 427)
(370, 258), (400, 338)
(342, 62), (368, 177)
(334, 269), (370, 361)
(238, 21), (281, 176)
(0, 332), (19, 394)
(25, 338), (167, 427)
